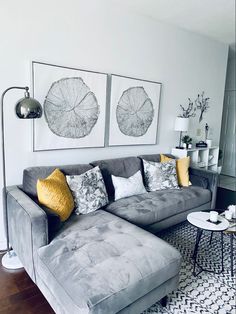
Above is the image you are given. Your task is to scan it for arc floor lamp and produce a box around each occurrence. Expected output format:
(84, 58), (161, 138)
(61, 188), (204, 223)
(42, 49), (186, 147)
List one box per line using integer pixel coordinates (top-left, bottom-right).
(1, 86), (42, 269)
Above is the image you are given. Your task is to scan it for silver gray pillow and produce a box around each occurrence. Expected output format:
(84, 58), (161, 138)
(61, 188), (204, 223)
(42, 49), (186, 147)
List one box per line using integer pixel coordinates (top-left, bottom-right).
(143, 159), (179, 191)
(112, 170), (147, 201)
(66, 166), (108, 215)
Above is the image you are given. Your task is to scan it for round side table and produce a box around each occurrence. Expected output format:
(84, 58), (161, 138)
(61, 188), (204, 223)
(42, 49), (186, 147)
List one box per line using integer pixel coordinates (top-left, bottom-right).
(187, 211), (229, 276)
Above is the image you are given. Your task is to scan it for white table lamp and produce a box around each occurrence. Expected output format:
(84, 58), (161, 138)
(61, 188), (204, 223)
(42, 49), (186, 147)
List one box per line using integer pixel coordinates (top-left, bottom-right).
(174, 117), (189, 148)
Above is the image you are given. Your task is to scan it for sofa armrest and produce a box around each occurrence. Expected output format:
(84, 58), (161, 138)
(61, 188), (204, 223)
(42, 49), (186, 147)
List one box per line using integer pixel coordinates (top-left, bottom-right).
(6, 185), (48, 282)
(189, 167), (219, 209)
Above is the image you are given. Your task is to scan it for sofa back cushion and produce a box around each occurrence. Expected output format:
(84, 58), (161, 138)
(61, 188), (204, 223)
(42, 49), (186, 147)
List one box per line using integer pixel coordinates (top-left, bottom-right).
(139, 153), (175, 163)
(23, 164), (93, 198)
(91, 157), (142, 201)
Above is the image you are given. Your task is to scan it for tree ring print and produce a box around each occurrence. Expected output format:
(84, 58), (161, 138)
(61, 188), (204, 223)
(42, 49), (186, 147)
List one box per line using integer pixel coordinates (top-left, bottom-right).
(44, 77), (99, 138)
(116, 86), (154, 137)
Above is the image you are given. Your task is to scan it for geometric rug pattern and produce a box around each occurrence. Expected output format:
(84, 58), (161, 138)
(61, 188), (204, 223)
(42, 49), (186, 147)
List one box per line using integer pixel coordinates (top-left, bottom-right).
(143, 221), (236, 314)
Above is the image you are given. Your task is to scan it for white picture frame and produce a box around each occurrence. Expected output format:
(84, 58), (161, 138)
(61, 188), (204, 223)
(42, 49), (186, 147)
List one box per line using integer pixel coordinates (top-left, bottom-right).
(108, 74), (161, 146)
(32, 61), (108, 151)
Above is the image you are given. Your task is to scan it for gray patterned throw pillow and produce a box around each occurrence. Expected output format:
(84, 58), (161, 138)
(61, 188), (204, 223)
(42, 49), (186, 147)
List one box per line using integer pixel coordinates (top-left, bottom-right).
(66, 166), (108, 215)
(143, 159), (179, 191)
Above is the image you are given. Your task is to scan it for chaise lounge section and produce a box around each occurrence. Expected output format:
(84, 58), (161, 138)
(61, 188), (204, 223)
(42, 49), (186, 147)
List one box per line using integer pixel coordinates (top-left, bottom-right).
(37, 210), (181, 314)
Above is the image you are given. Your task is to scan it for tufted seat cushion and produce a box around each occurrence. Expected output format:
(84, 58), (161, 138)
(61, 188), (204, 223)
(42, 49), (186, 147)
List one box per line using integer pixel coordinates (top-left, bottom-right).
(105, 186), (211, 226)
(37, 210), (181, 314)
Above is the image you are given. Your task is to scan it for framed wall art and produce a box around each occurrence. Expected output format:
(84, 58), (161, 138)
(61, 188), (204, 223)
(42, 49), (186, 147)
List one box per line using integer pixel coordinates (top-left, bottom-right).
(108, 74), (162, 146)
(32, 61), (108, 151)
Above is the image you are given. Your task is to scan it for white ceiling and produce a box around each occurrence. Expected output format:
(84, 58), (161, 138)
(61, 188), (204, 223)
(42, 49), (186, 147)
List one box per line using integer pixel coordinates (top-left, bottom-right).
(110, 0), (235, 48)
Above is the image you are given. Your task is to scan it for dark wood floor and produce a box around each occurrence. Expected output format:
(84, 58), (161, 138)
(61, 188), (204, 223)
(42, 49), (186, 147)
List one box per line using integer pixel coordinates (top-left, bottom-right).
(0, 253), (54, 314)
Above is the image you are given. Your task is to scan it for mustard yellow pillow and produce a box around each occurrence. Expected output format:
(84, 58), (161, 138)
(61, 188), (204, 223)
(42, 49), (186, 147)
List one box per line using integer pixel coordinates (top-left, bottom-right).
(160, 154), (172, 163)
(37, 168), (74, 222)
(160, 154), (190, 187)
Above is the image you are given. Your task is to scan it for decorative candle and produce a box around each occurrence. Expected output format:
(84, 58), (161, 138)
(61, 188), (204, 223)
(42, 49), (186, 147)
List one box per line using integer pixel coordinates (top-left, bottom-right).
(225, 210), (233, 220)
(210, 211), (218, 222)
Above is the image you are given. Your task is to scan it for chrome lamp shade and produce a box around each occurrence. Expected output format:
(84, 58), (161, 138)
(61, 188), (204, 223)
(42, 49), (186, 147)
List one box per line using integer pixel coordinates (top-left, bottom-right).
(15, 90), (42, 119)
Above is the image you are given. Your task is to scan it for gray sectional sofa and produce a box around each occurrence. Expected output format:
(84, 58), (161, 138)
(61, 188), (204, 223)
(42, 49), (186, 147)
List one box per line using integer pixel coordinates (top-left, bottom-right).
(6, 154), (218, 314)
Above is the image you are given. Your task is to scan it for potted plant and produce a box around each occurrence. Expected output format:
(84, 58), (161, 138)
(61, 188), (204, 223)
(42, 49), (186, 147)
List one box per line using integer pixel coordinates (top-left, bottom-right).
(217, 149), (223, 173)
(182, 135), (192, 149)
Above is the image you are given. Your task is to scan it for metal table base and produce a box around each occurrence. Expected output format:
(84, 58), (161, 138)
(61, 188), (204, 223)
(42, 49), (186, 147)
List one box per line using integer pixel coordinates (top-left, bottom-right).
(192, 228), (224, 277)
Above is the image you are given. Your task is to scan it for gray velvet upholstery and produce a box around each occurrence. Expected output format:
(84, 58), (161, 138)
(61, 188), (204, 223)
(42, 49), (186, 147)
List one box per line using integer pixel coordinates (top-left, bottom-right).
(138, 155), (218, 209)
(36, 268), (179, 314)
(189, 174), (208, 189)
(147, 202), (211, 233)
(118, 275), (179, 314)
(189, 167), (218, 208)
(23, 164), (93, 198)
(105, 186), (211, 226)
(6, 154), (219, 314)
(37, 210), (181, 314)
(91, 157), (142, 201)
(35, 270), (68, 314)
(38, 204), (63, 241)
(138, 154), (175, 163)
(7, 185), (48, 282)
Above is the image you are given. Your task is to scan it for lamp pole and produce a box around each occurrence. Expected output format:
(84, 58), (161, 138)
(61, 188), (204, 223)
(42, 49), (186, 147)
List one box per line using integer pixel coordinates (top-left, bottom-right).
(1, 86), (42, 269)
(178, 131), (183, 148)
(1, 87), (27, 254)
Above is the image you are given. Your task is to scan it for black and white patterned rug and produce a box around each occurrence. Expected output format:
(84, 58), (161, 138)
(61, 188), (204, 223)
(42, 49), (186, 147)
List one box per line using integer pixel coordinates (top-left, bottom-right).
(143, 221), (236, 314)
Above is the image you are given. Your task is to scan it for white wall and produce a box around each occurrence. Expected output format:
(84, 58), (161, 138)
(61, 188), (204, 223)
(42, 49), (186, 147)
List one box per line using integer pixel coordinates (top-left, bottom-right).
(0, 0), (228, 248)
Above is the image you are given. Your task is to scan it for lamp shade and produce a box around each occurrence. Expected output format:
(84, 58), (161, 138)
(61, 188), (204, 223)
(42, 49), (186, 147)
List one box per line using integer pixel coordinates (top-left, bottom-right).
(174, 117), (189, 132)
(15, 92), (42, 119)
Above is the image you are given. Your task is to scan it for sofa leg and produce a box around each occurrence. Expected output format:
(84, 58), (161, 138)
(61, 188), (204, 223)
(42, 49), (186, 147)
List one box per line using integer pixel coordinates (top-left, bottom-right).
(160, 295), (168, 307)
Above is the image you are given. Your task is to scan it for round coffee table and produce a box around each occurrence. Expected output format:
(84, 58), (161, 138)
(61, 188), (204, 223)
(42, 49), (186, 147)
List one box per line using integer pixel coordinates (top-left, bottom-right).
(187, 211), (229, 276)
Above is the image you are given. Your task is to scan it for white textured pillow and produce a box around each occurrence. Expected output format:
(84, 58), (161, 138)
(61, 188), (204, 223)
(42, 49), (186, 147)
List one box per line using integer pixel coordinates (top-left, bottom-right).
(112, 170), (147, 201)
(66, 166), (108, 215)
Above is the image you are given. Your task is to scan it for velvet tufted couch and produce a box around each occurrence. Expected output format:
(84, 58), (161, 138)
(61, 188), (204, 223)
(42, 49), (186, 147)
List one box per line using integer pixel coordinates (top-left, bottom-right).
(6, 154), (218, 314)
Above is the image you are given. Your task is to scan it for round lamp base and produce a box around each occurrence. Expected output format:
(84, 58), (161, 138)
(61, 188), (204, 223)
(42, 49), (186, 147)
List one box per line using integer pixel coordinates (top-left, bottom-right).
(2, 251), (23, 269)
